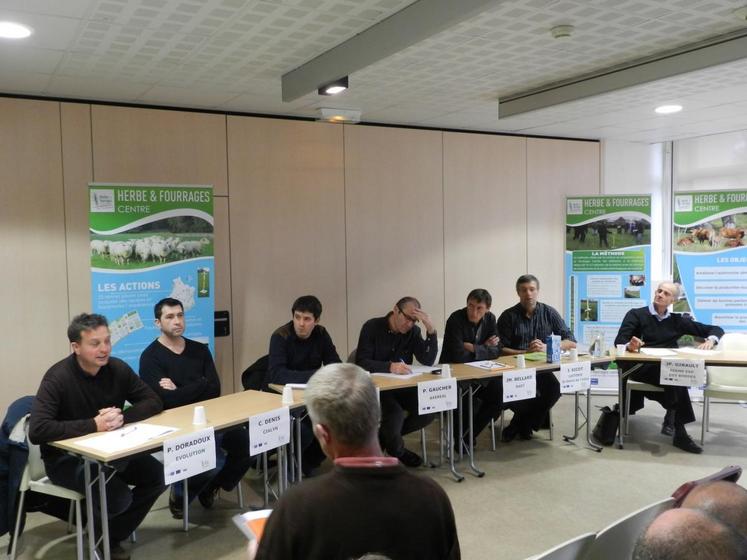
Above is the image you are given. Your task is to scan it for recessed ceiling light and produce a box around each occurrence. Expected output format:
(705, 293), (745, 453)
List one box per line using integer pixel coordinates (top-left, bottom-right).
(318, 76), (348, 96)
(0, 21), (32, 39)
(655, 104), (683, 115)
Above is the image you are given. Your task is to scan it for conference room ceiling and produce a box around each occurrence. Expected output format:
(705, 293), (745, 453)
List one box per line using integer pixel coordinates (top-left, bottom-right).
(2, 0), (747, 143)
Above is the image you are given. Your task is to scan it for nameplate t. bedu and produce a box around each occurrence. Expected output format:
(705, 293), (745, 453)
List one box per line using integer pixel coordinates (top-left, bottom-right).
(660, 358), (706, 387)
(417, 378), (457, 414)
(503, 368), (537, 403)
(162, 427), (217, 485)
(248, 407), (290, 457)
(560, 360), (592, 393)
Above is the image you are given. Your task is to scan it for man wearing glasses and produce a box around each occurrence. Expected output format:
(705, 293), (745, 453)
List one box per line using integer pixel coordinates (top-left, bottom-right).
(355, 297), (438, 467)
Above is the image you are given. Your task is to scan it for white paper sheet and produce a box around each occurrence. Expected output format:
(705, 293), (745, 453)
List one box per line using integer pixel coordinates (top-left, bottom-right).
(371, 372), (428, 380)
(75, 423), (179, 453)
(285, 383), (307, 389)
(640, 348), (677, 357)
(465, 360), (511, 370)
(674, 348), (721, 356)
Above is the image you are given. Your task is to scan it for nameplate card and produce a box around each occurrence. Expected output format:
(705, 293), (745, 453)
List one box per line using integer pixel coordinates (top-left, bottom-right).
(660, 358), (706, 387)
(162, 427), (216, 485)
(417, 378), (458, 414)
(503, 369), (537, 403)
(560, 361), (592, 393)
(248, 407), (290, 457)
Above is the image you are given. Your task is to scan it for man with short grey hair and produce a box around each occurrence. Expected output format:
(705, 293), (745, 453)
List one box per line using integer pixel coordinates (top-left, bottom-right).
(254, 363), (460, 560)
(615, 280), (723, 454)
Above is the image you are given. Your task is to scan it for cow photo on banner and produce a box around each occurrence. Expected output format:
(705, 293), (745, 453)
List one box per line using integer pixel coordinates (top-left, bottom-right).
(89, 183), (215, 372)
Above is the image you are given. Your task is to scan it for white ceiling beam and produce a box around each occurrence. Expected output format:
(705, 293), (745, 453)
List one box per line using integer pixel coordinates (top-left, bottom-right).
(281, 0), (501, 102)
(499, 30), (747, 118)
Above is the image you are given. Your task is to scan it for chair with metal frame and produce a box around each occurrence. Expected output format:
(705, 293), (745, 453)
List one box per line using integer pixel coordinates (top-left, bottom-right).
(701, 332), (747, 445)
(9, 417), (85, 560)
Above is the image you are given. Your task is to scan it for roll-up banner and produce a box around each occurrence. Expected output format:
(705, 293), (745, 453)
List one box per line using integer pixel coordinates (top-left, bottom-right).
(89, 183), (214, 373)
(673, 190), (747, 331)
(565, 196), (652, 353)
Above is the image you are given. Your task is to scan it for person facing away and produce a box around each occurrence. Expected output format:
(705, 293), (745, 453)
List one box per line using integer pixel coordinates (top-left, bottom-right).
(681, 480), (747, 535)
(496, 274), (576, 441)
(268, 295), (341, 475)
(633, 508), (747, 560)
(139, 297), (253, 519)
(441, 289), (505, 443)
(355, 296), (438, 467)
(614, 280), (723, 454)
(29, 313), (164, 560)
(253, 363), (460, 560)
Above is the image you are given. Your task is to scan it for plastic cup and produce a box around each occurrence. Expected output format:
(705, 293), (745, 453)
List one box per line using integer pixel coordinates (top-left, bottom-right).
(569, 348), (578, 361)
(282, 385), (294, 405)
(516, 355), (526, 368)
(192, 405), (207, 425)
(617, 344), (627, 356)
(441, 364), (451, 378)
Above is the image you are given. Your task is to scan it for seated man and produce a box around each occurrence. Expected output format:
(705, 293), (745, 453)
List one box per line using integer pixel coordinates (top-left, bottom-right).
(497, 274), (576, 441)
(356, 297), (438, 467)
(633, 508), (747, 559)
(29, 313), (165, 560)
(615, 281), (723, 454)
(268, 295), (341, 474)
(253, 363), (460, 560)
(441, 289), (503, 444)
(140, 297), (253, 519)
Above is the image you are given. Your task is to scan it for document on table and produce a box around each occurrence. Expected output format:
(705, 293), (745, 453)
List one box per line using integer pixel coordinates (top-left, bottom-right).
(76, 423), (179, 453)
(640, 348), (677, 357)
(465, 360), (511, 370)
(285, 383), (307, 389)
(674, 348), (721, 356)
(371, 371), (430, 380)
(523, 352), (548, 361)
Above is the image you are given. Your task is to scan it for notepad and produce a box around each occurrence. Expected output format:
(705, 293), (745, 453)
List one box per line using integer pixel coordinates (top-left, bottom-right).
(75, 423), (179, 453)
(465, 360), (511, 370)
(233, 509), (272, 541)
(523, 352), (548, 361)
(640, 348), (677, 357)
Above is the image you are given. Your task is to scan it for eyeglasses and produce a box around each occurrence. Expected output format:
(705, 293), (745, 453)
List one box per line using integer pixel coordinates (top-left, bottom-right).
(397, 305), (418, 323)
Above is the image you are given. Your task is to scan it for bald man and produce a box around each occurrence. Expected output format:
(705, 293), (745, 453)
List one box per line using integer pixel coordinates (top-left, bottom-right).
(615, 281), (723, 454)
(682, 481), (747, 535)
(633, 508), (747, 559)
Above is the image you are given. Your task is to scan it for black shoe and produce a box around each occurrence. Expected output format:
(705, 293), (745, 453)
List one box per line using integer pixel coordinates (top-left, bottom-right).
(168, 488), (184, 519)
(661, 410), (675, 436)
(396, 448), (423, 468)
(673, 432), (703, 454)
(198, 485), (218, 509)
(108, 542), (131, 560)
(519, 427), (533, 441)
(501, 424), (519, 443)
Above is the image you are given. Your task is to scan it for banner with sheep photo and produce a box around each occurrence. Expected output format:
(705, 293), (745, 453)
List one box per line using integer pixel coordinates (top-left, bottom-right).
(673, 190), (747, 332)
(564, 195), (652, 392)
(89, 183), (214, 373)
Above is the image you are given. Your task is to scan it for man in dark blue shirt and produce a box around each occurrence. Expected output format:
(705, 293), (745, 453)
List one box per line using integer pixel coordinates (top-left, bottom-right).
(356, 297), (438, 467)
(268, 295), (341, 474)
(497, 275), (576, 441)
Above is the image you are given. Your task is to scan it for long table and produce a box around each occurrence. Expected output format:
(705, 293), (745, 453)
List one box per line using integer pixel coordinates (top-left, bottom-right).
(51, 390), (292, 560)
(614, 349), (747, 449)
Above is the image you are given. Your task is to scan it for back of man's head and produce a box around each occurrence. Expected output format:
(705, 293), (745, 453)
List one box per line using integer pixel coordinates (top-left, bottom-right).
(682, 481), (747, 535)
(306, 363), (380, 447)
(633, 508), (747, 560)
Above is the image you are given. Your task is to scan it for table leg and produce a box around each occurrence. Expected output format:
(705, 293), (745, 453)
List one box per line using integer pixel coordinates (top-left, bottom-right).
(295, 415), (302, 482)
(447, 409), (465, 482)
(562, 390), (602, 452)
(182, 478), (189, 532)
(262, 452), (269, 507)
(585, 389), (602, 452)
(616, 362), (643, 449)
(457, 386), (464, 461)
(83, 460), (96, 560)
(98, 466), (110, 560)
(466, 385), (485, 477)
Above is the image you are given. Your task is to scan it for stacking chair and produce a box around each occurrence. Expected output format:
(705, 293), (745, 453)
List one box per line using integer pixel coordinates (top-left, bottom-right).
(583, 497), (675, 560)
(623, 380), (664, 435)
(527, 532), (595, 560)
(701, 332), (747, 445)
(10, 417), (85, 560)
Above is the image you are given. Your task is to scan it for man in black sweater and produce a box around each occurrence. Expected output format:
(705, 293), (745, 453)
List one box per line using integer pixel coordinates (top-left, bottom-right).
(140, 297), (253, 518)
(268, 295), (341, 474)
(497, 274), (576, 441)
(615, 281), (723, 454)
(253, 363), (460, 560)
(441, 289), (503, 444)
(356, 297), (438, 467)
(30, 313), (164, 560)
